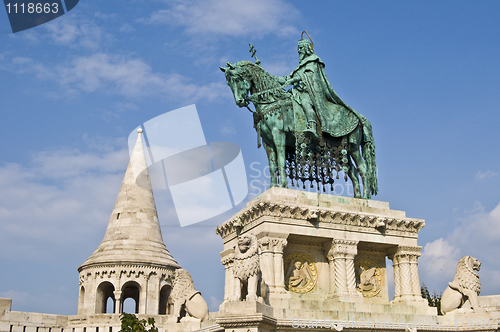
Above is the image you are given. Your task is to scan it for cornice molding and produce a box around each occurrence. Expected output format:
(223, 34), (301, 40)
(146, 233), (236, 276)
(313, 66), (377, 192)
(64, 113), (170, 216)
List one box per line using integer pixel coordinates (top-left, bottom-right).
(216, 201), (424, 239)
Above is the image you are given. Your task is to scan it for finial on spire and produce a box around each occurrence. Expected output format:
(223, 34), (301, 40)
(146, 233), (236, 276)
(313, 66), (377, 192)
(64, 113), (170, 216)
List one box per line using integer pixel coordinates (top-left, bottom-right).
(137, 128), (143, 134)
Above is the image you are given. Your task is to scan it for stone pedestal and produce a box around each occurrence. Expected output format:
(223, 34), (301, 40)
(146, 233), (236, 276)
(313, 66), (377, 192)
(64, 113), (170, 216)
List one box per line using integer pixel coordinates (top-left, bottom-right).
(216, 188), (431, 320)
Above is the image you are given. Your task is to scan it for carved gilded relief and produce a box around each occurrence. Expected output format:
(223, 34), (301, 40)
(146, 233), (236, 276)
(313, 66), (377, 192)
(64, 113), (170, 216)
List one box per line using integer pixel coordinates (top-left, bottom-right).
(284, 253), (317, 293)
(355, 258), (382, 297)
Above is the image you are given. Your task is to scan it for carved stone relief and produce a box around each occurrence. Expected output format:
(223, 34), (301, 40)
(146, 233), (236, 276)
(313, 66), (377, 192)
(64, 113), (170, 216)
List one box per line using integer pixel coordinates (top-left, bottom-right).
(284, 253), (318, 293)
(355, 258), (382, 297)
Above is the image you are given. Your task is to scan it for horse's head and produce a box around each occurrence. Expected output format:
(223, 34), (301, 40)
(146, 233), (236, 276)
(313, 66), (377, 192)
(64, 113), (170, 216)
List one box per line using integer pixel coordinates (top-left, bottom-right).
(220, 61), (251, 108)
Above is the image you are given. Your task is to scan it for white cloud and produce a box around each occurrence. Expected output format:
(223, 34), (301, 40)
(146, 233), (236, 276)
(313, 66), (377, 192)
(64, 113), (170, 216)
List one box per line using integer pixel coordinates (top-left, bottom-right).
(11, 56), (54, 80)
(0, 141), (128, 261)
(420, 238), (461, 279)
(144, 0), (299, 38)
(119, 23), (135, 33)
(209, 296), (221, 312)
(58, 53), (165, 95)
(20, 14), (112, 50)
(419, 202), (500, 296)
(7, 53), (228, 101)
(264, 60), (297, 77)
(476, 170), (498, 181)
(220, 120), (236, 135)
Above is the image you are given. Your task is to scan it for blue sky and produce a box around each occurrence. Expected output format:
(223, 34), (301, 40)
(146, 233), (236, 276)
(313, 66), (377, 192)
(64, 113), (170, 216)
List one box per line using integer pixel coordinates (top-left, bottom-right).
(1, 0), (499, 315)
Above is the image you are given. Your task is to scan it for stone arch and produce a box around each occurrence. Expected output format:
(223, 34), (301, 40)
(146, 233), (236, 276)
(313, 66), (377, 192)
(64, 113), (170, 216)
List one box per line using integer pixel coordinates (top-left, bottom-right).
(158, 285), (172, 315)
(78, 286), (85, 315)
(96, 281), (115, 314)
(121, 281), (141, 314)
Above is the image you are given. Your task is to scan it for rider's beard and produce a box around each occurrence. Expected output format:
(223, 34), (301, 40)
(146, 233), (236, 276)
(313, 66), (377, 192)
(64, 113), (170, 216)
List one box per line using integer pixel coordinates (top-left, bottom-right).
(298, 50), (306, 62)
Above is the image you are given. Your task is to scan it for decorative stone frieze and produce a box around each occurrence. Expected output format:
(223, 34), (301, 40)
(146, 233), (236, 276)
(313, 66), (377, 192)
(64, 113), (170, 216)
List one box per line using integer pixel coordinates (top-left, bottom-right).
(216, 200), (424, 239)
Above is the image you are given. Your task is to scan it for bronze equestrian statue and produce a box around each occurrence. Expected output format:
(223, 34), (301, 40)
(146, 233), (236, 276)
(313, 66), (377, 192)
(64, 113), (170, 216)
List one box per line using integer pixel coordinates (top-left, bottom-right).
(221, 35), (378, 199)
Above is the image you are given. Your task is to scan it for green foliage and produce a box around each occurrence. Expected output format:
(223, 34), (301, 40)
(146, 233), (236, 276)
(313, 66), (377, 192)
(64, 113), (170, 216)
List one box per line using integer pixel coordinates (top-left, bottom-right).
(421, 282), (443, 315)
(119, 313), (158, 332)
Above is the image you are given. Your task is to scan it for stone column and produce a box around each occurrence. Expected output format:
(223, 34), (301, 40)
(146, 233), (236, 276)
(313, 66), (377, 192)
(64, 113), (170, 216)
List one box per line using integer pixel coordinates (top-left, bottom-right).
(113, 291), (122, 314)
(326, 239), (361, 300)
(145, 272), (159, 315)
(78, 275), (86, 315)
(388, 253), (401, 301)
(325, 249), (336, 294)
(390, 246), (423, 303)
(220, 253), (234, 302)
(139, 277), (147, 314)
(345, 254), (358, 296)
(272, 238), (287, 293)
(335, 255), (347, 296)
(399, 254), (412, 299)
(410, 254), (421, 297)
(258, 237), (275, 289)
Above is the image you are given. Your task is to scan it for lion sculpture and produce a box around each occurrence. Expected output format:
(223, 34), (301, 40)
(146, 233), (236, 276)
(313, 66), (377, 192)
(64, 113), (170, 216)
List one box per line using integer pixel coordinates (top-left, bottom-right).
(170, 268), (209, 322)
(231, 233), (267, 302)
(440, 256), (485, 315)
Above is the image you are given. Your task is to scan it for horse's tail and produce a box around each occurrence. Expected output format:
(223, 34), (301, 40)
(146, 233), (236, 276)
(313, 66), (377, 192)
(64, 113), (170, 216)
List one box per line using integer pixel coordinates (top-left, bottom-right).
(358, 116), (378, 197)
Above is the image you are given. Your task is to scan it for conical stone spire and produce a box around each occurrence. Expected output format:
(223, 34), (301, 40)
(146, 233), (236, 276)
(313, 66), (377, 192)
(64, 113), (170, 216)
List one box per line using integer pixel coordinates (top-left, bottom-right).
(80, 128), (179, 269)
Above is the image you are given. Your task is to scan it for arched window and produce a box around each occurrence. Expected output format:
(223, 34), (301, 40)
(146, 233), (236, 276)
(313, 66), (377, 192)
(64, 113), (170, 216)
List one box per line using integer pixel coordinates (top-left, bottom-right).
(106, 296), (114, 314)
(122, 298), (137, 314)
(96, 282), (115, 314)
(158, 285), (172, 315)
(78, 286), (85, 315)
(121, 281), (141, 314)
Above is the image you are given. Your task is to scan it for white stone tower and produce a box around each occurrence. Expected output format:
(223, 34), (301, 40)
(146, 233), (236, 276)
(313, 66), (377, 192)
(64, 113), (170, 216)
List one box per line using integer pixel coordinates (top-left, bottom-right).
(77, 128), (180, 316)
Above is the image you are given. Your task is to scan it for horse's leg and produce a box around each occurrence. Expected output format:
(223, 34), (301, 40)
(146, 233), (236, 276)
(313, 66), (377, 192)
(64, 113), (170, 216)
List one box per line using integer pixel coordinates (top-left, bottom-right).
(263, 142), (277, 187)
(271, 123), (288, 188)
(348, 128), (370, 199)
(346, 158), (361, 198)
(260, 123), (278, 187)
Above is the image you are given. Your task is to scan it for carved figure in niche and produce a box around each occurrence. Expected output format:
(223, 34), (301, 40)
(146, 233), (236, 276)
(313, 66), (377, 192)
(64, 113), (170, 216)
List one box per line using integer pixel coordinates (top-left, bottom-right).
(231, 233), (267, 302)
(170, 269), (209, 322)
(441, 256), (485, 315)
(355, 259), (382, 297)
(284, 253), (317, 293)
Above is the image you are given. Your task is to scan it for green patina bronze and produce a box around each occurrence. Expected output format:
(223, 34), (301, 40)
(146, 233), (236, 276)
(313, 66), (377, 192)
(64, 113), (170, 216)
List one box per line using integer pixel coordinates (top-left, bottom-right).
(221, 34), (378, 199)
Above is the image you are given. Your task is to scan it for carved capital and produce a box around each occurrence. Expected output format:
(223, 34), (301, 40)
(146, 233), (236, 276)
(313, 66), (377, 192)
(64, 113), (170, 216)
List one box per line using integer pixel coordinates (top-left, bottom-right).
(221, 254), (234, 266)
(394, 246), (422, 258)
(389, 246), (421, 266)
(409, 255), (419, 264)
(330, 239), (358, 258)
(258, 237), (274, 252)
(271, 238), (287, 253)
(326, 251), (335, 262)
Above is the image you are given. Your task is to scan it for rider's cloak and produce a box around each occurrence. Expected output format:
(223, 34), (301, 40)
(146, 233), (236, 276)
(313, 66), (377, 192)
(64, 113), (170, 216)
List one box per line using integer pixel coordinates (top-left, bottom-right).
(289, 54), (362, 138)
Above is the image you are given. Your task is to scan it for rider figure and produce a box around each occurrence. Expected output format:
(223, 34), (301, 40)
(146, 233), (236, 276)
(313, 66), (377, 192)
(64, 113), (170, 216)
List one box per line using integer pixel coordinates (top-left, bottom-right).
(280, 38), (357, 139)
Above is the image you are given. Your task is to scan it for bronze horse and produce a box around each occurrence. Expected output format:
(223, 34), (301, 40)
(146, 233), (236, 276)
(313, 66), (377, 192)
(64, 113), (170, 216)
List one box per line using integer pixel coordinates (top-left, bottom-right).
(221, 61), (378, 199)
